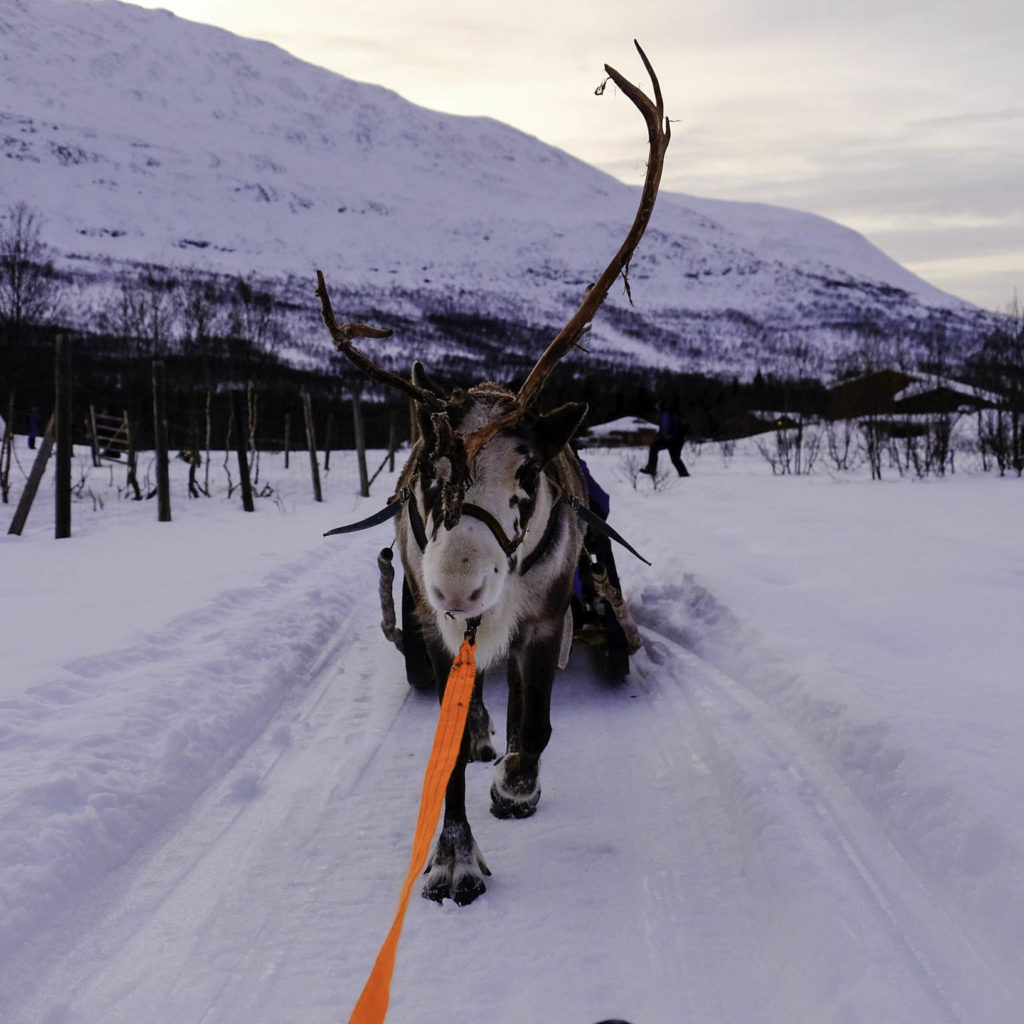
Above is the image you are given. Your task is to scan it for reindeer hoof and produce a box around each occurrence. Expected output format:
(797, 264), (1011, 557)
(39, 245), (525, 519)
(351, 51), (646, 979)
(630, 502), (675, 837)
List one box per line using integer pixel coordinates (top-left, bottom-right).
(424, 866), (487, 907)
(422, 821), (491, 906)
(490, 786), (540, 819)
(490, 754), (541, 819)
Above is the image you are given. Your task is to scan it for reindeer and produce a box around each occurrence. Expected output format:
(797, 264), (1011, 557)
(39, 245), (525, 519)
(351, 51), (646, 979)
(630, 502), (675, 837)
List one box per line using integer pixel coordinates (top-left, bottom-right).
(316, 43), (669, 905)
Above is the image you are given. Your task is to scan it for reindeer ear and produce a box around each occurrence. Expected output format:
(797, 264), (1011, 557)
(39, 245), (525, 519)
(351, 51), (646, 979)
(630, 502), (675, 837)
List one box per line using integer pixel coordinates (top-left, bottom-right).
(533, 402), (588, 465)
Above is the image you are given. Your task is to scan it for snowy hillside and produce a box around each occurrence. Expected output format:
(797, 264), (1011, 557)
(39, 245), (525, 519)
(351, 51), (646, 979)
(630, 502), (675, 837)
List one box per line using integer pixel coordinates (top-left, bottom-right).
(1, 0), (999, 376)
(2, 440), (1023, 1022)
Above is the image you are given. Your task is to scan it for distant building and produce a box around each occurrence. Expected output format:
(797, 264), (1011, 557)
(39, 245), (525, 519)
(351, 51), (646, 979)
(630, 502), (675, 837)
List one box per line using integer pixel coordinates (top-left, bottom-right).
(578, 416), (658, 447)
(826, 370), (1001, 420)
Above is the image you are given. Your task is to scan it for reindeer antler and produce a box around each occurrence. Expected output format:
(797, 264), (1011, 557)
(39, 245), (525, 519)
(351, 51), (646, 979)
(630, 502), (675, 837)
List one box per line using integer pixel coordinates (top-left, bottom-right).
(317, 42), (669, 456)
(315, 270), (443, 410)
(463, 40), (671, 462)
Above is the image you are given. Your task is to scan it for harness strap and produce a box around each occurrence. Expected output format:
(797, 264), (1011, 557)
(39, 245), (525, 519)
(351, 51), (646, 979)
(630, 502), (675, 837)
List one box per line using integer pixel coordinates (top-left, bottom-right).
(519, 499), (566, 576)
(569, 495), (652, 566)
(404, 487), (429, 551)
(324, 483), (651, 568)
(323, 495), (404, 537)
(461, 503), (524, 557)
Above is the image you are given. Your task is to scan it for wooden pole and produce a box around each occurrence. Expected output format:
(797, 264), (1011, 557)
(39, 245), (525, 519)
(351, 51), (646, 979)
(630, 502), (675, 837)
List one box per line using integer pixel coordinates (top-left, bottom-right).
(88, 404), (102, 467)
(231, 389), (255, 512)
(152, 359), (171, 522)
(352, 386), (369, 498)
(284, 412), (291, 470)
(388, 409), (398, 473)
(203, 389), (212, 496)
(1, 390), (15, 504)
(55, 334), (72, 539)
(7, 414), (55, 536)
(302, 391), (323, 502)
(126, 415), (142, 500)
(323, 412), (335, 472)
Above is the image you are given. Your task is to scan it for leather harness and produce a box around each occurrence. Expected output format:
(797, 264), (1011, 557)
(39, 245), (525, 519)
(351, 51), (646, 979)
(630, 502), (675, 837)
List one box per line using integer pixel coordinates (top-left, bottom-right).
(324, 477), (651, 571)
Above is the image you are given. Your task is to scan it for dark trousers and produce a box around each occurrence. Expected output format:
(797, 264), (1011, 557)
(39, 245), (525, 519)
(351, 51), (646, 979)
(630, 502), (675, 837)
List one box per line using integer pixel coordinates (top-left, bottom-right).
(644, 435), (689, 476)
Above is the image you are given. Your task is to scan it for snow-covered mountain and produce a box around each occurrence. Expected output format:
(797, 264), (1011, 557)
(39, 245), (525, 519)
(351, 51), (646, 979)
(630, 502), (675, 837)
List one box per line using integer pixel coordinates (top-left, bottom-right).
(1, 0), (998, 376)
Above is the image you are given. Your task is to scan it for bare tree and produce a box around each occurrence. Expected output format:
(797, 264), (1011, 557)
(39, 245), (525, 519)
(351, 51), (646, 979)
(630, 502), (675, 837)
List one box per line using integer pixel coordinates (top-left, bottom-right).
(179, 272), (223, 358)
(837, 333), (897, 481)
(970, 296), (1024, 475)
(907, 326), (959, 478)
(0, 201), (61, 338)
(228, 275), (286, 487)
(229, 275), (283, 358)
(100, 272), (178, 359)
(823, 417), (861, 472)
(755, 338), (824, 475)
(179, 272), (223, 496)
(1, 202), (61, 505)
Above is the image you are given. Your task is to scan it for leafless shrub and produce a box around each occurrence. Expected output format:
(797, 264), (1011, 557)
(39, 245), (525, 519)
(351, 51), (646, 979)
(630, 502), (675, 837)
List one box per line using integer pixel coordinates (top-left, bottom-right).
(823, 418), (862, 472)
(756, 420), (823, 475)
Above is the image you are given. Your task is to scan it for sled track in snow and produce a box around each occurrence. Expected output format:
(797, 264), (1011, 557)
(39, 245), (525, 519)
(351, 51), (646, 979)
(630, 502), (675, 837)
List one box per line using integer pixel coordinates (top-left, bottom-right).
(1, 553), (421, 1022)
(634, 587), (1019, 1024)
(7, 566), (1021, 1023)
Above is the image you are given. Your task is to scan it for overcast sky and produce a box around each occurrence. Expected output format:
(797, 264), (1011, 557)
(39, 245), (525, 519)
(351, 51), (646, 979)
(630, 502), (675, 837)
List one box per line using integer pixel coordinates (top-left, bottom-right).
(132, 0), (1022, 312)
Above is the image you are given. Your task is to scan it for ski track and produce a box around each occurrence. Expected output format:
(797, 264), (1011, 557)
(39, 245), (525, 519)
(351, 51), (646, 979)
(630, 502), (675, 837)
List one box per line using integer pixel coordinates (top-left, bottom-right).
(638, 622), (1016, 1024)
(5, 552), (1022, 1022)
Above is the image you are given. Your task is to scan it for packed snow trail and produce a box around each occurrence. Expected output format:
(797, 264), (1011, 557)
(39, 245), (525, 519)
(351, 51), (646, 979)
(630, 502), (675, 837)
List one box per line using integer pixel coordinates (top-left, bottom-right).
(3, 448), (1024, 1023)
(7, 588), (1017, 1023)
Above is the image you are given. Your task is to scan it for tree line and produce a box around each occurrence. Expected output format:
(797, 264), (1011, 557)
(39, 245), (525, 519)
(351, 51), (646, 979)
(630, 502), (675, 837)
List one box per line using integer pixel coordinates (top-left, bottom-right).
(3, 200), (1022, 483)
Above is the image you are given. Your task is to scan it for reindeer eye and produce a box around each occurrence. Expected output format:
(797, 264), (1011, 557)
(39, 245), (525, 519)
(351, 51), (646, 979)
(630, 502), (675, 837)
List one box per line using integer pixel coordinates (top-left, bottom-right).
(516, 462), (539, 495)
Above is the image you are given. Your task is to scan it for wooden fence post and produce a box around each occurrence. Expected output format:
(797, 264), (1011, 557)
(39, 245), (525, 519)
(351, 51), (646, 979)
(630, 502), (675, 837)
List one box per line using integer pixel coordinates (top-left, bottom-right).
(284, 412), (291, 469)
(323, 412), (335, 472)
(88, 405), (102, 467)
(302, 391), (323, 502)
(352, 386), (369, 498)
(388, 408), (398, 473)
(7, 414), (55, 536)
(1, 391), (14, 504)
(231, 389), (255, 512)
(152, 359), (171, 522)
(55, 334), (72, 539)
(126, 416), (142, 500)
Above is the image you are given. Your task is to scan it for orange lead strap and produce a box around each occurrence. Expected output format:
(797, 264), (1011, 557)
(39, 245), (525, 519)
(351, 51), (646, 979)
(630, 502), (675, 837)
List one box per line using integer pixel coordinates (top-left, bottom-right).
(348, 622), (479, 1024)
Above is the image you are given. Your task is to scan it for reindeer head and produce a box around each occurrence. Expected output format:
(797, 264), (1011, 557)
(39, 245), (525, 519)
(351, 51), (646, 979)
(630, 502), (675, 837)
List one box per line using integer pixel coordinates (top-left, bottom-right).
(402, 374), (588, 617)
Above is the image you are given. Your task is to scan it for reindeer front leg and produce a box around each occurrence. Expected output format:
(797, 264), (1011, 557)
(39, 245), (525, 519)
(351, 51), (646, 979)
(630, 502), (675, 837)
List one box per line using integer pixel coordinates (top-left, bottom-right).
(491, 621), (561, 820)
(422, 639), (491, 906)
(422, 747), (491, 906)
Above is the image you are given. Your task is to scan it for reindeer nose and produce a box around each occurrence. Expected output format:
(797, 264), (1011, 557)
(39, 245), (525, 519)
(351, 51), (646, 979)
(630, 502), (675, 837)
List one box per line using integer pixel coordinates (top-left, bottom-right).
(430, 580), (486, 614)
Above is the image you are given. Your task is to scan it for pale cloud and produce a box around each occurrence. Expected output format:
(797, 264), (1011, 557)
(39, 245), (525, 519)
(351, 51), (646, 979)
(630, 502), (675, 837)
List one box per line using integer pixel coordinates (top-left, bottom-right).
(131, 0), (1024, 310)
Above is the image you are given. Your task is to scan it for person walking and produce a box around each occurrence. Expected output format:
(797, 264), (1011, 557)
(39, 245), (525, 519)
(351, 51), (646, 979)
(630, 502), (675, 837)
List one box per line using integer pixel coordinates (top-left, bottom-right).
(641, 400), (689, 477)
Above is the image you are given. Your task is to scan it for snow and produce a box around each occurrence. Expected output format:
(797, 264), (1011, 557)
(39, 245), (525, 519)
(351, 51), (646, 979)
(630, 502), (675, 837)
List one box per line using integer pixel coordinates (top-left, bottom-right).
(2, 437), (1022, 1023)
(670, 193), (961, 308)
(891, 375), (1005, 406)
